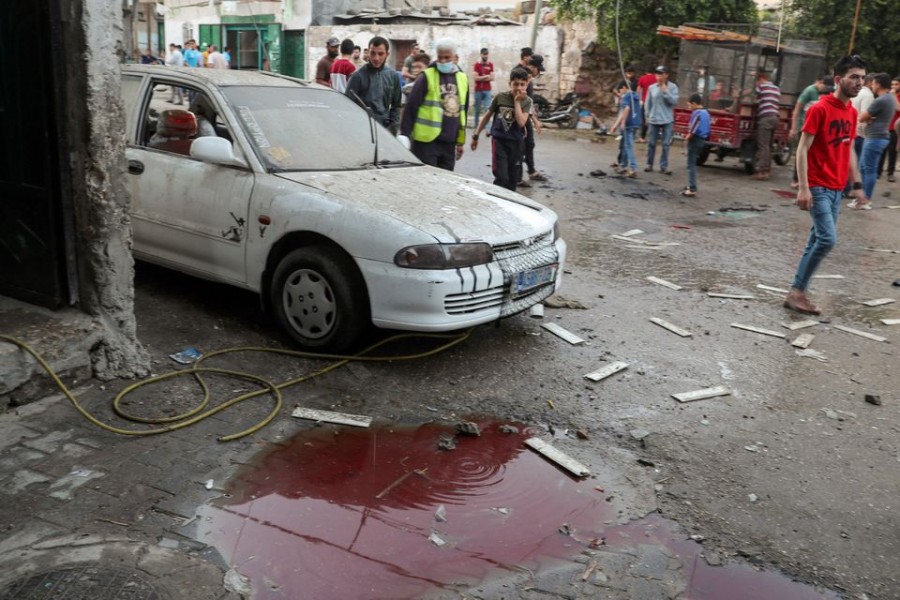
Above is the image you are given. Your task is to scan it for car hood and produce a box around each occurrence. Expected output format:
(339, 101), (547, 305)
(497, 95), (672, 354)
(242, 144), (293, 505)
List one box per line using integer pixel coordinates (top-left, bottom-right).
(274, 166), (555, 244)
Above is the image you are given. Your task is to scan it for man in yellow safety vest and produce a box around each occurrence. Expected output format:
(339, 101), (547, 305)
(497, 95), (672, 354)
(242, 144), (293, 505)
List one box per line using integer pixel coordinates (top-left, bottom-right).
(399, 38), (469, 171)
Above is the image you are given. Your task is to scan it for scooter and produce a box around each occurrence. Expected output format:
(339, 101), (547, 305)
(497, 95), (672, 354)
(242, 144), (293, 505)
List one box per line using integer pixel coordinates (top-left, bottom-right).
(533, 92), (581, 128)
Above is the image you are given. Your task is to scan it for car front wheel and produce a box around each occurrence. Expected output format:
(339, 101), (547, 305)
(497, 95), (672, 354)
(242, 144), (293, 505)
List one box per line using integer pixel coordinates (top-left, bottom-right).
(270, 246), (369, 352)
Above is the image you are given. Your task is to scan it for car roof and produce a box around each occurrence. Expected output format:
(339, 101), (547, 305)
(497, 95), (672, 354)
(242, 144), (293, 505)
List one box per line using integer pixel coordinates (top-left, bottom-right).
(122, 65), (325, 89)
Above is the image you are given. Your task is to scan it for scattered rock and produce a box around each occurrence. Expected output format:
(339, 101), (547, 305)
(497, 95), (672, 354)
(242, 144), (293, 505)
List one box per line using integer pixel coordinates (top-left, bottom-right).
(576, 428), (589, 440)
(637, 458), (656, 467)
(437, 436), (457, 451)
(630, 428), (651, 441)
(224, 569), (253, 596)
(865, 394), (882, 406)
(455, 422), (481, 437)
(748, 493), (759, 503)
(499, 424), (520, 434)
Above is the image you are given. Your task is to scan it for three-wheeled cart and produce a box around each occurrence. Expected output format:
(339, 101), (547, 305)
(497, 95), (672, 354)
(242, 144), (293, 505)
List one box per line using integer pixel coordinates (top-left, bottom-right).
(658, 23), (827, 174)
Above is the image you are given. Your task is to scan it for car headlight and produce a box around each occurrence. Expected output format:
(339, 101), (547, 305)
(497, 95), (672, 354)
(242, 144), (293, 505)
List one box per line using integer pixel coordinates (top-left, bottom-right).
(394, 243), (494, 269)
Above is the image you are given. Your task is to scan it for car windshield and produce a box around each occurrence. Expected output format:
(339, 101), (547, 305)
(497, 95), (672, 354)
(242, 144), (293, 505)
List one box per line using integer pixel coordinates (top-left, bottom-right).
(222, 86), (419, 172)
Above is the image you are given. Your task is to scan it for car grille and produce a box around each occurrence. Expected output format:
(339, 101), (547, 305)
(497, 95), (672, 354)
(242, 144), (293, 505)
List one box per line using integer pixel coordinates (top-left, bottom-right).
(443, 231), (559, 317)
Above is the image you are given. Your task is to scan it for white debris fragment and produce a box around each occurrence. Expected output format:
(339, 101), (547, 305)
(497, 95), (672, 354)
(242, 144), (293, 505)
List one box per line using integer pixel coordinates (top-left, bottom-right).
(428, 531), (447, 547)
(748, 494), (759, 503)
(584, 361), (629, 382)
(646, 276), (683, 290)
(224, 569), (253, 596)
(291, 407), (373, 427)
(672, 386), (731, 403)
(861, 298), (896, 307)
(434, 505), (447, 523)
(730, 323), (786, 338)
(541, 322), (586, 345)
(204, 479), (214, 490)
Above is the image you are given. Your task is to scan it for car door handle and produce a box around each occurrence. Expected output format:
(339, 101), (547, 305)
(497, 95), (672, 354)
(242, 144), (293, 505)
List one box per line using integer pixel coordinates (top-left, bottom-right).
(128, 160), (144, 175)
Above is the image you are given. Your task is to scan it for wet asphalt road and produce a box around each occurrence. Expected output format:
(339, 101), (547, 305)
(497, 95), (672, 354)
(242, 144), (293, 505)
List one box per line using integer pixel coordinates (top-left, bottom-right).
(132, 129), (900, 599)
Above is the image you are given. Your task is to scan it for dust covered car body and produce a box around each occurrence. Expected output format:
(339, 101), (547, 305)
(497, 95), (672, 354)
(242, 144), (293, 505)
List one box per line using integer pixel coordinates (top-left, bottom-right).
(121, 65), (566, 350)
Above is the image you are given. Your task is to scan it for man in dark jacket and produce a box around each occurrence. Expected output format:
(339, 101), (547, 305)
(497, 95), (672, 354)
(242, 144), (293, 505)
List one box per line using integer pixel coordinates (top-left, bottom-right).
(345, 36), (401, 134)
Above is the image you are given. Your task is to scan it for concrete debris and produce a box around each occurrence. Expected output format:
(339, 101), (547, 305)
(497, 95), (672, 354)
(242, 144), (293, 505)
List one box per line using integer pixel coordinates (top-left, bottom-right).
(861, 298), (896, 307)
(730, 323), (786, 338)
(543, 295), (588, 309)
(428, 531), (447, 547)
(708, 293), (756, 300)
(690, 534), (706, 542)
(650, 317), (693, 337)
(672, 386), (731, 403)
(748, 493), (759, 503)
(455, 422), (481, 437)
(524, 437), (591, 477)
(795, 348), (827, 362)
(881, 318), (900, 325)
(541, 322), (586, 345)
(490, 507), (510, 515)
(646, 276), (683, 290)
(791, 333), (815, 349)
(620, 229), (645, 237)
(833, 325), (888, 343)
(782, 319), (819, 331)
(865, 394), (882, 406)
(224, 568), (253, 596)
(529, 304), (544, 318)
(744, 445), (759, 453)
(584, 361), (629, 382)
(291, 407), (373, 428)
(434, 504), (447, 522)
(437, 436), (457, 451)
(811, 274), (844, 279)
(204, 479), (214, 490)
(499, 424), (520, 434)
(824, 409), (840, 420)
(863, 247), (900, 254)
(630, 429), (651, 441)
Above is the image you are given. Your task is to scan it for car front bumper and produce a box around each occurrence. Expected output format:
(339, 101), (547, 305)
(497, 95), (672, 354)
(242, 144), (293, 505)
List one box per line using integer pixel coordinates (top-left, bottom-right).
(360, 237), (567, 332)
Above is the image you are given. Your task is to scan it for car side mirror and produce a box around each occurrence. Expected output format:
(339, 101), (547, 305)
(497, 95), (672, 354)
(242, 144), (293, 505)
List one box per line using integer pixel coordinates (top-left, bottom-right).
(190, 136), (247, 168)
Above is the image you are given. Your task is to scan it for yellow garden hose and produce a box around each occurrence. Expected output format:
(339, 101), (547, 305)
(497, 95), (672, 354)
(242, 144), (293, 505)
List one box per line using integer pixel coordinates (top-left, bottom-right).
(0, 331), (470, 442)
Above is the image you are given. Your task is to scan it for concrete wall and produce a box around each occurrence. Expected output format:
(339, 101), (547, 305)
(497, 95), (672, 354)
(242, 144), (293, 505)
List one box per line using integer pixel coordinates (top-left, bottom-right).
(307, 23), (561, 98)
(65, 0), (149, 378)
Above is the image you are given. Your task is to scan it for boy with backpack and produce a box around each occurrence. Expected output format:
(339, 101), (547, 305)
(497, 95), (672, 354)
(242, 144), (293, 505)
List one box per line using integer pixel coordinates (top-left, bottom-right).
(682, 93), (710, 197)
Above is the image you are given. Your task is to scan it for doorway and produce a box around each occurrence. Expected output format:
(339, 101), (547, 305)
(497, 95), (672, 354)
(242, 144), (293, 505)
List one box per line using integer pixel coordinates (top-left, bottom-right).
(0, 2), (74, 307)
(226, 26), (270, 70)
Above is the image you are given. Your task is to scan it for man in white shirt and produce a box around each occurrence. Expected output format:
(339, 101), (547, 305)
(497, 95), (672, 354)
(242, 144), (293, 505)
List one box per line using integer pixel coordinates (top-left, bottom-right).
(206, 45), (229, 69)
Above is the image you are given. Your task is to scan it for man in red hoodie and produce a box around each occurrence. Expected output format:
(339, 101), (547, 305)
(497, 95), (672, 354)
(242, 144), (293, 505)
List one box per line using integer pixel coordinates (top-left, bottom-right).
(784, 55), (867, 315)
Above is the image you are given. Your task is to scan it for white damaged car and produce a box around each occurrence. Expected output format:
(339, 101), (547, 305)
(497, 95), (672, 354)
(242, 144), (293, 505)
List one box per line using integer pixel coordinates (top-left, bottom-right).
(122, 66), (566, 351)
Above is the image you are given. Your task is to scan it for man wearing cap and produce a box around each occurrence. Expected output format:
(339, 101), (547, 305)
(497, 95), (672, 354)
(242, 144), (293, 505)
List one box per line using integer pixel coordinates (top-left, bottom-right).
(316, 37), (340, 87)
(644, 65), (679, 175)
(400, 38), (469, 171)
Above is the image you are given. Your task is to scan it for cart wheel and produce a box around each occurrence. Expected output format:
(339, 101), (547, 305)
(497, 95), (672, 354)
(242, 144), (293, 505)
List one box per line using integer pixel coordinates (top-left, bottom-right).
(773, 142), (792, 166)
(696, 146), (711, 166)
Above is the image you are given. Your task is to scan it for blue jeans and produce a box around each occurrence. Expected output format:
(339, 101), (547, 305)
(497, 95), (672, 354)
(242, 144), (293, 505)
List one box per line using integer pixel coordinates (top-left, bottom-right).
(860, 137), (889, 199)
(791, 187), (842, 291)
(646, 122), (674, 170)
(686, 136), (706, 191)
(621, 127), (638, 170)
(473, 91), (491, 129)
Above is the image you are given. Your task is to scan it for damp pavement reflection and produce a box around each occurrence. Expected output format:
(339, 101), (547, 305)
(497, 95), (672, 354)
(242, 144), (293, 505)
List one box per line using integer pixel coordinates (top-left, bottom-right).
(196, 421), (838, 599)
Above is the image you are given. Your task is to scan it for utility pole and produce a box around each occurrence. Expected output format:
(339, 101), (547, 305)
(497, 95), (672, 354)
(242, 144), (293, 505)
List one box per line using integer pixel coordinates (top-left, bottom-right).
(529, 0), (543, 49)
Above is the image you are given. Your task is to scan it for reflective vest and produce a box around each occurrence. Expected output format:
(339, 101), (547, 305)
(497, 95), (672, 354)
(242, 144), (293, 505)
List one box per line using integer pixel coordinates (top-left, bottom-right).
(412, 67), (468, 145)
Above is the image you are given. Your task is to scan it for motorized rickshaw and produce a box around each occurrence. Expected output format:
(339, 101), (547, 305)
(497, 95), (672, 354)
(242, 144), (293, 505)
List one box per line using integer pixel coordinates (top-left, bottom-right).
(659, 23), (827, 173)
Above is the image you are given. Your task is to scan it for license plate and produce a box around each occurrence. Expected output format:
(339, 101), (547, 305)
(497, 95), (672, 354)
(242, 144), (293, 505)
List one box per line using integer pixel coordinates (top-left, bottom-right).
(512, 264), (558, 296)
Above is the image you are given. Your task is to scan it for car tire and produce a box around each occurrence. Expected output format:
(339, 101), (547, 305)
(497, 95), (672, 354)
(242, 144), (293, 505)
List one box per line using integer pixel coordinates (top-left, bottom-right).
(270, 246), (369, 353)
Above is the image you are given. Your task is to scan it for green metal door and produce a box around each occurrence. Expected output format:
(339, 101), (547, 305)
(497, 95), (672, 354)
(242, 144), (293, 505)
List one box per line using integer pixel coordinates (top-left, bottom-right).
(282, 30), (305, 78)
(199, 24), (222, 50)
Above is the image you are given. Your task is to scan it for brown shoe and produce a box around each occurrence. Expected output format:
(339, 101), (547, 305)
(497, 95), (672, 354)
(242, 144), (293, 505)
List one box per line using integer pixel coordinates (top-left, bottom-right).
(753, 171), (770, 180)
(783, 293), (821, 315)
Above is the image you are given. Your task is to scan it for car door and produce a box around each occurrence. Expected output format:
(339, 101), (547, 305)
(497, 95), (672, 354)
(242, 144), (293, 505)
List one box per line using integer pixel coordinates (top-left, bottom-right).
(125, 76), (254, 286)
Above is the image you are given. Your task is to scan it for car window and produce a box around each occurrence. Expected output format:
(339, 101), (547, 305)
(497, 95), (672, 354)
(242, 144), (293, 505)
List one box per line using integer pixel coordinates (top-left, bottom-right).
(138, 81), (236, 158)
(221, 86), (419, 171)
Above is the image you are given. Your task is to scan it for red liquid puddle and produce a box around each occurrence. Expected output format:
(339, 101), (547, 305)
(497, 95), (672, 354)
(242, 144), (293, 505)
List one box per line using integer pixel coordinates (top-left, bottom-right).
(196, 421), (836, 599)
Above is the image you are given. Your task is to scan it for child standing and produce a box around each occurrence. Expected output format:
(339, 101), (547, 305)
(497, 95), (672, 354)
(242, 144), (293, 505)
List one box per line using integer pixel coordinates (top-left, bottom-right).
(609, 82), (642, 177)
(470, 68), (532, 191)
(683, 93), (710, 197)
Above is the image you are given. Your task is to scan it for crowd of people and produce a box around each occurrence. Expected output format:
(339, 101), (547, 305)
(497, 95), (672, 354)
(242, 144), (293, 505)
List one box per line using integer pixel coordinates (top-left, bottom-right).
(314, 36), (550, 192)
